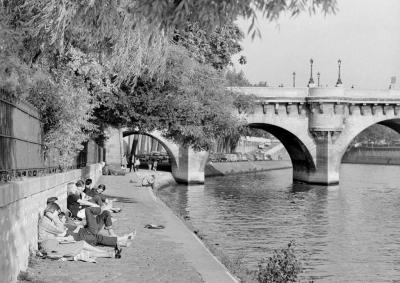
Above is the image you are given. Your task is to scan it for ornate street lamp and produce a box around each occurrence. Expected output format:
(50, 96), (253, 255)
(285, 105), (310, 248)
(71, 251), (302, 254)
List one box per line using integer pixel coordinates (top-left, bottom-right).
(317, 72), (320, 87)
(335, 59), (343, 87)
(307, 59), (315, 87)
(292, 72), (296, 88)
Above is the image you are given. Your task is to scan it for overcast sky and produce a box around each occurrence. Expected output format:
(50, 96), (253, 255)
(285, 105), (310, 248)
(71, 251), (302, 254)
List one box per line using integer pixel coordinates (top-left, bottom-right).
(234, 0), (400, 89)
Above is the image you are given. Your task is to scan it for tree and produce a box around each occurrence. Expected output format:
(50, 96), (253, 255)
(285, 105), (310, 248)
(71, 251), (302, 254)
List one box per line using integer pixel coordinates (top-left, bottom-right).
(121, 45), (247, 151)
(225, 69), (251, 86)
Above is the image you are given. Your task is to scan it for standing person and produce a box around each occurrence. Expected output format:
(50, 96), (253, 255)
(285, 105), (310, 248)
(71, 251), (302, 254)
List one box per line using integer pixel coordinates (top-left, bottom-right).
(121, 154), (128, 171)
(134, 157), (140, 172)
(128, 155), (133, 172)
(152, 159), (158, 172)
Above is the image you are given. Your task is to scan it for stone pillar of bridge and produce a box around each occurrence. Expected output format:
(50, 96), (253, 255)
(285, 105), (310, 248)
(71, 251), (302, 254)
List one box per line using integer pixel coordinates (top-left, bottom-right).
(171, 147), (209, 184)
(304, 88), (345, 185)
(104, 126), (123, 166)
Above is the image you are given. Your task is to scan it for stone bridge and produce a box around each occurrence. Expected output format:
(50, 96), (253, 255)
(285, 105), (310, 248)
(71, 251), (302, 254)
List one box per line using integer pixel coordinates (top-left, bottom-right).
(234, 86), (400, 185)
(104, 87), (400, 186)
(104, 128), (208, 184)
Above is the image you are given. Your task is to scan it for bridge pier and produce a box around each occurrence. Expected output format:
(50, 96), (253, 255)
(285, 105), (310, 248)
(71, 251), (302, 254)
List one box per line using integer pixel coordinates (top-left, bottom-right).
(293, 130), (340, 185)
(171, 147), (208, 184)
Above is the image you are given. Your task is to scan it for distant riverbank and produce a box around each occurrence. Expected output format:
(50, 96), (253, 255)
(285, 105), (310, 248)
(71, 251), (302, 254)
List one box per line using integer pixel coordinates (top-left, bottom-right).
(205, 160), (292, 177)
(342, 146), (400, 165)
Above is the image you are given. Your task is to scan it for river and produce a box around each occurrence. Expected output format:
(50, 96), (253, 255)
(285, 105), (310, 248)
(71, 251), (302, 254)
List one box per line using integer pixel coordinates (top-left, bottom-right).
(157, 164), (400, 282)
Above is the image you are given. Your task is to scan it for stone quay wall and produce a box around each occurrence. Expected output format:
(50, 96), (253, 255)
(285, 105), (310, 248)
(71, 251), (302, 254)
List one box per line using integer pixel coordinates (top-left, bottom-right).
(205, 160), (292, 177)
(0, 163), (103, 283)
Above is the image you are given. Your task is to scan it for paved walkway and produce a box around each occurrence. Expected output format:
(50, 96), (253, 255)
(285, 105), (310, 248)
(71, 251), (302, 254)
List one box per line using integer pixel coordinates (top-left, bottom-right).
(24, 171), (237, 283)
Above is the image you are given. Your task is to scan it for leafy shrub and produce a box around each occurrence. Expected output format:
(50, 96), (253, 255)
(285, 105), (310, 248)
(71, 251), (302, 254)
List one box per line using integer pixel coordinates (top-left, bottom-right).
(257, 241), (302, 283)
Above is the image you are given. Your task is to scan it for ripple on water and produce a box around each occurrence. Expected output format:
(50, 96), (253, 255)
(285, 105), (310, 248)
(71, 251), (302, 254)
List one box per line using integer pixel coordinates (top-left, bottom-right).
(158, 164), (400, 282)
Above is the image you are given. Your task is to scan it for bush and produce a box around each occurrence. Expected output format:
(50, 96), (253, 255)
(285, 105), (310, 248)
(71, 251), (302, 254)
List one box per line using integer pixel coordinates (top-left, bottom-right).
(257, 241), (302, 283)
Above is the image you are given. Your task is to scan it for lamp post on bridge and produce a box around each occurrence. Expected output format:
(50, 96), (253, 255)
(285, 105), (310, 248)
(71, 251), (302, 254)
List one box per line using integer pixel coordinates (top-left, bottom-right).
(317, 72), (320, 87)
(307, 59), (315, 87)
(292, 72), (296, 87)
(335, 59), (343, 87)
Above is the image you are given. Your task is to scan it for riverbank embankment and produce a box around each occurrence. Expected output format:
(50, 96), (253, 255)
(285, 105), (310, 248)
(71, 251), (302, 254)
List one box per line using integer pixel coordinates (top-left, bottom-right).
(205, 160), (292, 177)
(22, 171), (237, 283)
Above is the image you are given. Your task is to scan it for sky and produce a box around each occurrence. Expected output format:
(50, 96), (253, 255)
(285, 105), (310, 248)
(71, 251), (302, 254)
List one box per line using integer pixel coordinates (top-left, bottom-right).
(233, 0), (400, 89)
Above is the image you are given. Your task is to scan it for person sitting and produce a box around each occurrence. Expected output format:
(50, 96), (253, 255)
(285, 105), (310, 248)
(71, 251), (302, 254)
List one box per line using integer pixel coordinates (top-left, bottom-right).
(38, 203), (120, 262)
(86, 184), (121, 213)
(46, 196), (58, 205)
(73, 205), (134, 247)
(84, 178), (93, 194)
(67, 182), (100, 220)
(142, 174), (156, 188)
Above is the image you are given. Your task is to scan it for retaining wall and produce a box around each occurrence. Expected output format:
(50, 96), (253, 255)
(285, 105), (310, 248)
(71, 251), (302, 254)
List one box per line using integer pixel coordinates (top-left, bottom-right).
(205, 160), (292, 177)
(0, 163), (103, 283)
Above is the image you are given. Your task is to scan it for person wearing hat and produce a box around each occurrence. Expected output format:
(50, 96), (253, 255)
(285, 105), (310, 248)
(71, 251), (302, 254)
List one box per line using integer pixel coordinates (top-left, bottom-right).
(46, 196), (58, 204)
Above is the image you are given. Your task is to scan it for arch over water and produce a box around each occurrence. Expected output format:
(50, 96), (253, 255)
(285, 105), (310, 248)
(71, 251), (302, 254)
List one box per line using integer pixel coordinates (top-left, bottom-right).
(122, 130), (179, 170)
(249, 123), (316, 174)
(338, 118), (400, 163)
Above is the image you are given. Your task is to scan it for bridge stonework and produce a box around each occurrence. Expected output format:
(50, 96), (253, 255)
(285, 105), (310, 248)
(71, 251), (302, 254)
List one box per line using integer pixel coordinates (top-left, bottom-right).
(104, 127), (208, 184)
(236, 87), (400, 185)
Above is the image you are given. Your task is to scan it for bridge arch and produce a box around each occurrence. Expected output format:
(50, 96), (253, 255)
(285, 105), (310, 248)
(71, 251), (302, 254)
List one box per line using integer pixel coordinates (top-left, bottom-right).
(118, 128), (208, 184)
(337, 117), (400, 163)
(248, 123), (316, 181)
(122, 130), (179, 170)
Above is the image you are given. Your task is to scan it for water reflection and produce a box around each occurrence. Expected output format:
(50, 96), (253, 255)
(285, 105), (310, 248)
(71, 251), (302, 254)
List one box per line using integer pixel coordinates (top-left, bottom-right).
(157, 164), (400, 282)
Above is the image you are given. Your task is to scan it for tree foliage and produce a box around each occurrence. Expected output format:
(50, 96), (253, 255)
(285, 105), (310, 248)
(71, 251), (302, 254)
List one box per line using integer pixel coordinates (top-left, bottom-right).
(26, 69), (96, 168)
(121, 45), (247, 151)
(353, 124), (400, 144)
(135, 0), (337, 38)
(226, 69), (252, 87)
(174, 23), (245, 69)
(0, 0), (337, 165)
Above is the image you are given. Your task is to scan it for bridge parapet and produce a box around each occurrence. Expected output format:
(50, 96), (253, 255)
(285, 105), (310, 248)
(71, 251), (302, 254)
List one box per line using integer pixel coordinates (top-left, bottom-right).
(232, 87), (400, 105)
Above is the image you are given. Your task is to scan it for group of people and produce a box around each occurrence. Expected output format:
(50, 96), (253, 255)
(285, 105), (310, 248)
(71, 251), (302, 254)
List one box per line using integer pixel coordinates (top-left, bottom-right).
(38, 178), (134, 263)
(121, 154), (158, 172)
(121, 154), (141, 172)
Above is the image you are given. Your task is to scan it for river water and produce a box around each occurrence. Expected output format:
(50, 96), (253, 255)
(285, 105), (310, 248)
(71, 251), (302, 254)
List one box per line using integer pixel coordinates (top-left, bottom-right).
(157, 164), (400, 282)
